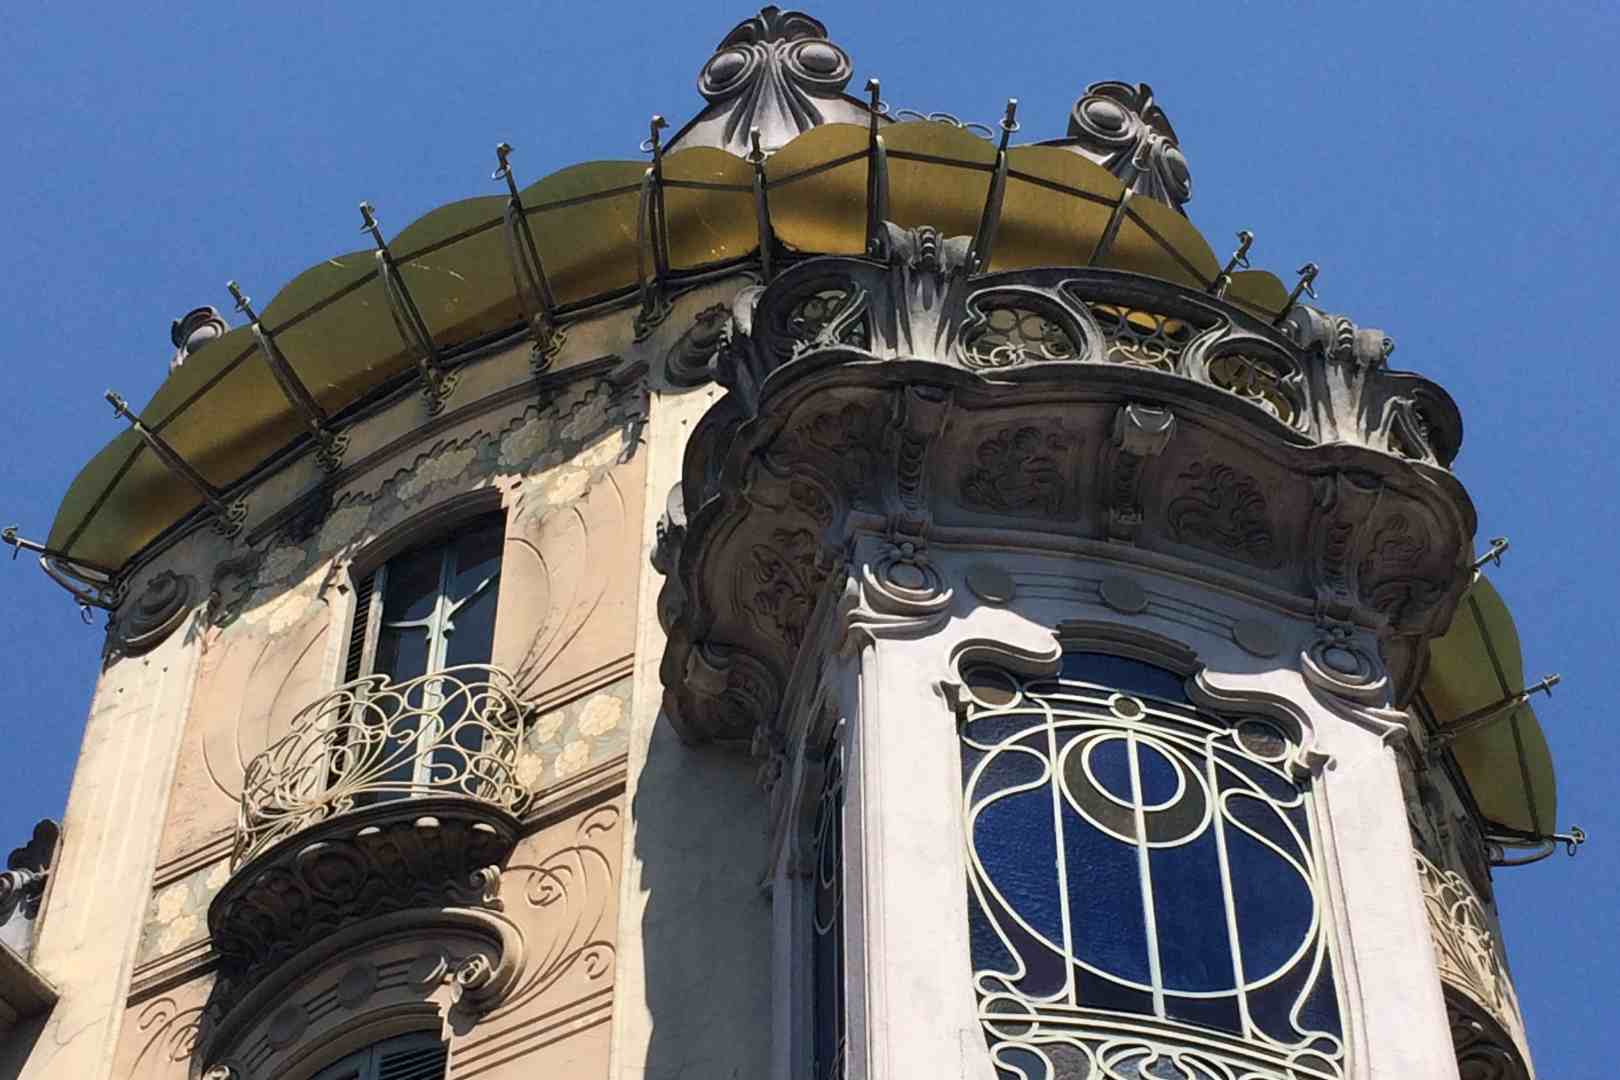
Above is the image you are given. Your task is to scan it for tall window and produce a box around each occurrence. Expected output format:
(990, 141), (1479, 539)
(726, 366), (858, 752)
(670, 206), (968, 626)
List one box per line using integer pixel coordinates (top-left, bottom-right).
(347, 512), (505, 686)
(310, 1032), (447, 1080)
(959, 652), (1343, 1080)
(812, 729), (847, 1080)
(335, 513), (506, 803)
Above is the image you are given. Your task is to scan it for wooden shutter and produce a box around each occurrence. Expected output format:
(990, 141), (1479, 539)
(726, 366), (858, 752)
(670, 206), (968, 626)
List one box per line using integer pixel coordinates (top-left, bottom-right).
(373, 1037), (448, 1080)
(343, 568), (383, 684)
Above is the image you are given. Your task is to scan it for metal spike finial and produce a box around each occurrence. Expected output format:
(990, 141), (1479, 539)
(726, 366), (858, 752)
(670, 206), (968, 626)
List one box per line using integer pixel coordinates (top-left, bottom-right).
(1472, 537), (1510, 571)
(358, 200), (385, 248)
(106, 389), (247, 535)
(1275, 262), (1319, 324)
(226, 280), (257, 322)
(493, 142), (521, 198)
(997, 98), (1019, 153)
(1210, 230), (1255, 298)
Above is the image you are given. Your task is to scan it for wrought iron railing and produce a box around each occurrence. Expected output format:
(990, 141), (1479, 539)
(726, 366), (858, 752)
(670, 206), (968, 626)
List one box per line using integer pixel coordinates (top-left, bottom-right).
(234, 664), (530, 867)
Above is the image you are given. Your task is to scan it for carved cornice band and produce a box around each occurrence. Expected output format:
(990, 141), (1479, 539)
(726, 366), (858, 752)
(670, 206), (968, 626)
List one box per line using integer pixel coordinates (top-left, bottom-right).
(655, 228), (1476, 747)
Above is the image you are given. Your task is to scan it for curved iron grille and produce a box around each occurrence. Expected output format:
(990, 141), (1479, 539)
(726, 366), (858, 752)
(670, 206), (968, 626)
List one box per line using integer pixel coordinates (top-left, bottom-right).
(959, 653), (1344, 1080)
(235, 664), (529, 866)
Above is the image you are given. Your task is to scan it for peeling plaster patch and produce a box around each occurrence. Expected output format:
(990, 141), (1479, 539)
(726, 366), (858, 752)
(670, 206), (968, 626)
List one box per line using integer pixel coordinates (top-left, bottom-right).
(259, 544), (308, 585)
(499, 413), (555, 468)
(537, 467), (592, 506)
(396, 444), (478, 501)
(317, 504), (372, 552)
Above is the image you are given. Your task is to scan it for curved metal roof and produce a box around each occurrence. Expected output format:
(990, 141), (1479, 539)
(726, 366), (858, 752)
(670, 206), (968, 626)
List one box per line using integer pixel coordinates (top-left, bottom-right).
(1422, 574), (1557, 836)
(47, 119), (1289, 570)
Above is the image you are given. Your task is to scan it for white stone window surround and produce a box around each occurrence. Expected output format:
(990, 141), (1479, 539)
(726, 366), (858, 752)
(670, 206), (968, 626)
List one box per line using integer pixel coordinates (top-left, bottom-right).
(765, 536), (1463, 1080)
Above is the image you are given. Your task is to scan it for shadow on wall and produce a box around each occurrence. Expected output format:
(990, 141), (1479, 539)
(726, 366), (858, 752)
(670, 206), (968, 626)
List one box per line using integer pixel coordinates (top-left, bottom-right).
(633, 712), (774, 1079)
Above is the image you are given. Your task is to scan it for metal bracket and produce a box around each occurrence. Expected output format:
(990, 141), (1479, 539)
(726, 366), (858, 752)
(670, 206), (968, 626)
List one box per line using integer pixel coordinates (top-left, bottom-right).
(1472, 536), (1510, 571)
(1429, 672), (1561, 750)
(360, 201), (457, 412)
(493, 143), (566, 375)
(106, 390), (247, 537)
(1488, 824), (1587, 866)
(865, 78), (889, 254)
(634, 116), (673, 342)
(2, 526), (123, 613)
(749, 127), (776, 283)
(1275, 262), (1320, 324)
(969, 99), (1017, 275)
(1210, 229), (1254, 298)
(227, 281), (347, 471)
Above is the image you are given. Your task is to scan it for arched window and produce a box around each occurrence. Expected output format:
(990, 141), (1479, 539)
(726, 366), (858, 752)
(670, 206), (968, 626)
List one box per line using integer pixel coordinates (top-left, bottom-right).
(309, 1031), (447, 1080)
(330, 510), (509, 805)
(959, 652), (1344, 1079)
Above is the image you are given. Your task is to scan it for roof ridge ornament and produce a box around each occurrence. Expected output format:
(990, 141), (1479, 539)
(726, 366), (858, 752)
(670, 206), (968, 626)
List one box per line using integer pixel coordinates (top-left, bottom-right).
(690, 6), (854, 154)
(1065, 81), (1193, 213)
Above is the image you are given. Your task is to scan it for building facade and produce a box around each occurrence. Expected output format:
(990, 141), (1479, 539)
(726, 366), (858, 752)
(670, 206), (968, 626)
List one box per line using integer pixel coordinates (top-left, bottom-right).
(0, 8), (1576, 1080)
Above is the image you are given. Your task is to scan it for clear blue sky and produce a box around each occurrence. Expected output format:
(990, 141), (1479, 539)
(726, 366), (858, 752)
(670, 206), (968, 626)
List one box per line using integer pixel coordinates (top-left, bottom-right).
(0, 1), (1613, 1071)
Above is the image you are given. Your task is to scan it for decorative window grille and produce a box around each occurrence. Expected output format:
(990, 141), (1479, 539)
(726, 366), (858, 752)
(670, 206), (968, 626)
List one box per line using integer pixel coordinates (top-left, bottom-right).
(812, 728), (847, 1080)
(339, 512), (505, 797)
(959, 652), (1344, 1080)
(310, 1031), (448, 1080)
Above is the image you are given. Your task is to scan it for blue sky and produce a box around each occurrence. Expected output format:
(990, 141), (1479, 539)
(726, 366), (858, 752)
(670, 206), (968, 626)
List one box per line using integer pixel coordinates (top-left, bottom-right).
(0, 1), (1614, 1071)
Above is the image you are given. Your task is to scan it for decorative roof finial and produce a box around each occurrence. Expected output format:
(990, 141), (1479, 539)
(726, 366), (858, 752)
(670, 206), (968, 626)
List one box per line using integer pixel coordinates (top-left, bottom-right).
(170, 306), (228, 371)
(1066, 81), (1192, 212)
(684, 7), (856, 155)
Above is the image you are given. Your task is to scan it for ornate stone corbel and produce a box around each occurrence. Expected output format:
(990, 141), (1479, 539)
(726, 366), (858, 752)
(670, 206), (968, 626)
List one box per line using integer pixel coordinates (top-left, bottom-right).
(1065, 81), (1192, 211)
(1100, 403), (1175, 542)
(1306, 469), (1384, 621)
(875, 223), (973, 357)
(891, 385), (951, 511)
(668, 641), (784, 745)
(108, 570), (195, 657)
(665, 303), (733, 387)
(838, 533), (954, 653)
(1299, 624), (1410, 743)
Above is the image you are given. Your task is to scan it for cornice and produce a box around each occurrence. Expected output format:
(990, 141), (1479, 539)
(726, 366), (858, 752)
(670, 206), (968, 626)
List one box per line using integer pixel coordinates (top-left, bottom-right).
(656, 227), (1478, 747)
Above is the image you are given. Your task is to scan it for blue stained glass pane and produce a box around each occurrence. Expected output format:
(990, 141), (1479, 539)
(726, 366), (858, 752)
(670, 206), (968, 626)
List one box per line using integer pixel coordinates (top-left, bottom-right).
(976, 789), (1064, 945)
(1074, 964), (1154, 1016)
(1061, 804), (1152, 987)
(967, 711), (1044, 748)
(1085, 738), (1135, 805)
(982, 879), (1069, 997)
(1164, 990), (1241, 1034)
(1134, 742), (1180, 806)
(1149, 831), (1234, 994)
(1061, 652), (1187, 702)
(969, 887), (1016, 977)
(994, 1045), (1045, 1080)
(1226, 818), (1314, 984)
(1298, 953), (1343, 1038)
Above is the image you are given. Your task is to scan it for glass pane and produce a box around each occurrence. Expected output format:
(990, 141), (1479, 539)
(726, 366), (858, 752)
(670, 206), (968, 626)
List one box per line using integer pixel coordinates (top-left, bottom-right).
(448, 516), (504, 601)
(374, 625), (430, 684)
(381, 546), (444, 625)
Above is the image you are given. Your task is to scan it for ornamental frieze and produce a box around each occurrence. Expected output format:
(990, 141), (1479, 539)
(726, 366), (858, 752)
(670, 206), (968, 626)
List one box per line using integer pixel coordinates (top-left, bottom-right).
(655, 226), (1477, 746)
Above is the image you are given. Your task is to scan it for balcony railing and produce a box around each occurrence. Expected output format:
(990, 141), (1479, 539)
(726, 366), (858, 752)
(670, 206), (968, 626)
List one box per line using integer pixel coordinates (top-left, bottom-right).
(234, 664), (531, 867)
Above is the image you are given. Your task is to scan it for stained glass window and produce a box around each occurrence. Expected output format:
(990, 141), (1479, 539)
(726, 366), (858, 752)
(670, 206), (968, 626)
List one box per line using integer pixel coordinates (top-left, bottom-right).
(960, 652), (1344, 1080)
(813, 730), (847, 1080)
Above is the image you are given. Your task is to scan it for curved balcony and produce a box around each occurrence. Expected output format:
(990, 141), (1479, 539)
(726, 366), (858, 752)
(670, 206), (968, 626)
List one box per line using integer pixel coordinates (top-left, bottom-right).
(210, 665), (532, 988)
(234, 664), (530, 866)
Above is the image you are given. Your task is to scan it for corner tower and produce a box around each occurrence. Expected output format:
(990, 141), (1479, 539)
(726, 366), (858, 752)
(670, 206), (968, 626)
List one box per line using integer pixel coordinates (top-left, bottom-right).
(2, 8), (1575, 1080)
